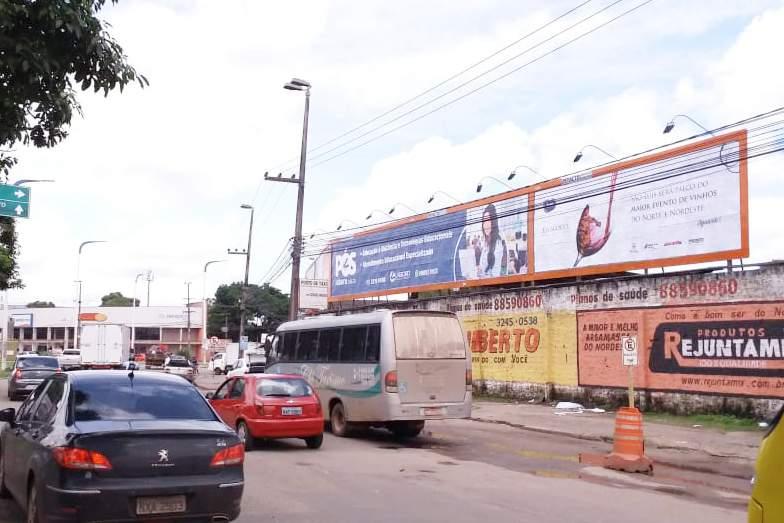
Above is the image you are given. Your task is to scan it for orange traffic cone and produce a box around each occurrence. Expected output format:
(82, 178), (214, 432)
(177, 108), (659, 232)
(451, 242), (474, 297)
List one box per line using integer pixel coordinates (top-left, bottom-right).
(603, 407), (653, 474)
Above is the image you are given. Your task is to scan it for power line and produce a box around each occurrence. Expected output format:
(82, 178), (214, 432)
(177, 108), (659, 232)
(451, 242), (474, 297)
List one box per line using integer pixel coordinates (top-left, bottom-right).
(308, 0), (654, 169)
(304, 105), (784, 244)
(264, 0), (596, 175)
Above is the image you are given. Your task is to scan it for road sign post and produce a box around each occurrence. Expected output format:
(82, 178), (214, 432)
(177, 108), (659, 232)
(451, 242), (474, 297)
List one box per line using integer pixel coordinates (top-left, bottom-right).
(0, 185), (31, 218)
(621, 336), (638, 408)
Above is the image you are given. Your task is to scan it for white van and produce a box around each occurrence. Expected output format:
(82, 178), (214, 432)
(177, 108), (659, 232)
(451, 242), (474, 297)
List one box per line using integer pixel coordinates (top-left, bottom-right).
(266, 310), (472, 438)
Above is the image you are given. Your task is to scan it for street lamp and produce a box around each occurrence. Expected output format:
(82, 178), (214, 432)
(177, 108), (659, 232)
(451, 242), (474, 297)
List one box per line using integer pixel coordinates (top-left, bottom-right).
(13, 179), (55, 187)
(228, 205), (254, 353)
(74, 240), (107, 350)
(476, 176), (513, 194)
(130, 272), (145, 354)
(663, 114), (713, 136)
(508, 165), (539, 181)
(202, 259), (225, 363)
(427, 191), (461, 205)
(336, 219), (358, 231)
(573, 145), (617, 163)
(388, 202), (417, 215)
(365, 209), (387, 221)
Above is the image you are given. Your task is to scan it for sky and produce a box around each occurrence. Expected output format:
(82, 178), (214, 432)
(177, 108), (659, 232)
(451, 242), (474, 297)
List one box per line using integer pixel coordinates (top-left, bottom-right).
(7, 0), (784, 308)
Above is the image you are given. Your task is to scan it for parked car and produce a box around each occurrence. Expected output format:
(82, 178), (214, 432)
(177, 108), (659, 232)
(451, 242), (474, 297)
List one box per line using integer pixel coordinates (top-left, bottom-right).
(749, 404), (784, 522)
(164, 356), (195, 382)
(208, 374), (323, 451)
(7, 355), (60, 401)
(57, 349), (81, 371)
(227, 353), (266, 378)
(0, 370), (245, 522)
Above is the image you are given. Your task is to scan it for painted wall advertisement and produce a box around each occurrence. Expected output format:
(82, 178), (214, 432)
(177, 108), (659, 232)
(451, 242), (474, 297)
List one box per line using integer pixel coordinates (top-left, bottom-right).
(329, 130), (748, 301)
(578, 302), (784, 398)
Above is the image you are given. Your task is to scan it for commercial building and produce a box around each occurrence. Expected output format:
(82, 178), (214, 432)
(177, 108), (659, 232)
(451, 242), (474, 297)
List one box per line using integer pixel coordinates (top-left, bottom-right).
(1, 304), (205, 359)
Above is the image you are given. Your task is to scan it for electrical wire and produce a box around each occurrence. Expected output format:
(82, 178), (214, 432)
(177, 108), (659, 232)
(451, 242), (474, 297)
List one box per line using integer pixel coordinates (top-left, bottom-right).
(302, 123), (784, 257)
(306, 0), (634, 167)
(304, 106), (784, 245)
(264, 0), (596, 175)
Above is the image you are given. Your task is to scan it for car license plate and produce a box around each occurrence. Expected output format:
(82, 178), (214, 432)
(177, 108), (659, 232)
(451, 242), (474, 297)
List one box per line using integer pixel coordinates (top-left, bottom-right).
(422, 407), (446, 417)
(136, 495), (186, 515)
(281, 407), (302, 416)
(24, 384), (37, 389)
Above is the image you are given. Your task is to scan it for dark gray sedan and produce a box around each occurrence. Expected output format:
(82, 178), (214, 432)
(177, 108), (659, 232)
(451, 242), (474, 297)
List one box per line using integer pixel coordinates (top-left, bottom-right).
(0, 371), (244, 522)
(7, 355), (60, 401)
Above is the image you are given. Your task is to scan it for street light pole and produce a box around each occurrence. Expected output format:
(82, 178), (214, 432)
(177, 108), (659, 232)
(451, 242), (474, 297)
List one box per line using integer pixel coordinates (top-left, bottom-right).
(266, 77), (310, 321)
(202, 259), (224, 362)
(131, 272), (144, 354)
(228, 205), (254, 353)
(185, 281), (192, 357)
(74, 240), (106, 350)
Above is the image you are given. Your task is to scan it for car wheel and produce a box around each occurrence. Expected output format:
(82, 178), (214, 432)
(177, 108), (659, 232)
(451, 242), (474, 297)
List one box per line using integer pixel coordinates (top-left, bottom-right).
(390, 421), (425, 439)
(305, 434), (323, 449)
(330, 402), (351, 437)
(236, 421), (253, 452)
(27, 481), (39, 523)
(0, 448), (9, 499)
(213, 368), (222, 375)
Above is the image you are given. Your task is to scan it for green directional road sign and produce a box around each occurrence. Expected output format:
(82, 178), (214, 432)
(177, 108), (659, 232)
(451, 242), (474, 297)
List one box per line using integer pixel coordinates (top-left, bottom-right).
(0, 185), (31, 219)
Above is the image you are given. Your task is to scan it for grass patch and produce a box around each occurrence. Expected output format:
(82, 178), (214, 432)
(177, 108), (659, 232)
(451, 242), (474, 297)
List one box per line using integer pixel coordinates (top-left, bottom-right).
(644, 412), (762, 432)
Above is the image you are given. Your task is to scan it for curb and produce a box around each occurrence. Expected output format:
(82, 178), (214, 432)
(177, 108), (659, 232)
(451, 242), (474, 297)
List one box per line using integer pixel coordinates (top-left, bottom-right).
(470, 416), (756, 465)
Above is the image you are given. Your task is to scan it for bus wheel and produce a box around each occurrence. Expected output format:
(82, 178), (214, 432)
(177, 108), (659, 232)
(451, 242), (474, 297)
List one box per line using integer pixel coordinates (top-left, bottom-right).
(390, 421), (425, 439)
(330, 402), (350, 437)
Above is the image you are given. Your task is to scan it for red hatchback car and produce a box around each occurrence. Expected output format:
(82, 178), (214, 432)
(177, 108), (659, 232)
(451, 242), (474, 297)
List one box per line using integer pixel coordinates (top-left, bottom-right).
(208, 374), (324, 450)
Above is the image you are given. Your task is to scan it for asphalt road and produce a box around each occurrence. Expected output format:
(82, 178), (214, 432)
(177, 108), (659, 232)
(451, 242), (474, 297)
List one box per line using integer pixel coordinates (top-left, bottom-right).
(0, 378), (748, 522)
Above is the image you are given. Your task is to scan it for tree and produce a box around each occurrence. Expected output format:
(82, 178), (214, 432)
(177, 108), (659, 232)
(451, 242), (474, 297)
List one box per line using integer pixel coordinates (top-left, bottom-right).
(208, 283), (289, 341)
(0, 0), (147, 289)
(26, 300), (55, 308)
(100, 292), (138, 307)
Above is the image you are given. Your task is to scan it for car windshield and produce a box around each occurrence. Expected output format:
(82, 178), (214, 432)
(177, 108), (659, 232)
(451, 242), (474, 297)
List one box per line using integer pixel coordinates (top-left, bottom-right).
(167, 359), (191, 367)
(17, 357), (59, 369)
(63, 350), (80, 355)
(73, 380), (215, 421)
(256, 378), (312, 397)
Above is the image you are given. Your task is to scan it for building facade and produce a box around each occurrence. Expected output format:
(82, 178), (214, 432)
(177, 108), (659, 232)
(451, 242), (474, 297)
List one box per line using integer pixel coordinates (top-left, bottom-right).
(2, 304), (205, 359)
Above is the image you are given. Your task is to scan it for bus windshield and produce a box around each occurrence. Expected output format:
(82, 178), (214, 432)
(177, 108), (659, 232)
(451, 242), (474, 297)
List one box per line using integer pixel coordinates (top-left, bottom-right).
(393, 314), (466, 359)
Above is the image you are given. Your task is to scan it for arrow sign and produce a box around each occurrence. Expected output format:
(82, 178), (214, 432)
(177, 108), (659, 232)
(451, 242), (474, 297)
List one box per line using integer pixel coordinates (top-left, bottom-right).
(0, 185), (30, 219)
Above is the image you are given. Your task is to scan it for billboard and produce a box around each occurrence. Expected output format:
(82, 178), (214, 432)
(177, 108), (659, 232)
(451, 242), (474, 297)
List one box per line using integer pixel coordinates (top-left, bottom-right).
(299, 278), (329, 311)
(328, 130), (748, 301)
(578, 302), (784, 398)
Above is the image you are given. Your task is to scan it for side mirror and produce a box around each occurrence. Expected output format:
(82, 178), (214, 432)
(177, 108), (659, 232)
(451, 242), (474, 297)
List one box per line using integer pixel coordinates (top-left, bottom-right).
(128, 362), (137, 371)
(0, 408), (16, 425)
(205, 392), (214, 400)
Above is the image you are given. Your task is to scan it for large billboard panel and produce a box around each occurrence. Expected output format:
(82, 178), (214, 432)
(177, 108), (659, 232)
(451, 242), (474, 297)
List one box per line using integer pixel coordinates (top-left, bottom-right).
(328, 130), (748, 301)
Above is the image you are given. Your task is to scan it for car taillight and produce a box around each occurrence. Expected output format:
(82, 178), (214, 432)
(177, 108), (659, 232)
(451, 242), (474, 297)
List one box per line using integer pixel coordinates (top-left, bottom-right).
(385, 371), (398, 393)
(210, 443), (245, 467)
(53, 447), (113, 471)
(466, 368), (473, 390)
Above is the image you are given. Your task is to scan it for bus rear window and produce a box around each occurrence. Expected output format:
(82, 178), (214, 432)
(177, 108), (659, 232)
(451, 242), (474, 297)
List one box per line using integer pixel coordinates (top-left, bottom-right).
(393, 314), (466, 359)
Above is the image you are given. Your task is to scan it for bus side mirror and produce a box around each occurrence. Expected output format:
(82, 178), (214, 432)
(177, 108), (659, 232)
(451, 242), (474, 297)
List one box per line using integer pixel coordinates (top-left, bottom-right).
(0, 408), (16, 426)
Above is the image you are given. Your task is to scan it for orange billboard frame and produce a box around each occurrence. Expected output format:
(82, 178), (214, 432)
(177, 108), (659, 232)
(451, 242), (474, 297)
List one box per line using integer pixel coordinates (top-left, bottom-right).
(327, 130), (749, 302)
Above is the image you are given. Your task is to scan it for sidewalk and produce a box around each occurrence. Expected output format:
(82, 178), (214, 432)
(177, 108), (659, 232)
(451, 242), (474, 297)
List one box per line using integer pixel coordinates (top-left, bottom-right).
(471, 401), (763, 461)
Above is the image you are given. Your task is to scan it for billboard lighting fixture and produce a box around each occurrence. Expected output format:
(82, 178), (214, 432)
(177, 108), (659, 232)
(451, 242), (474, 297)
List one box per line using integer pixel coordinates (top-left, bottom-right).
(662, 114), (713, 136)
(573, 145), (617, 163)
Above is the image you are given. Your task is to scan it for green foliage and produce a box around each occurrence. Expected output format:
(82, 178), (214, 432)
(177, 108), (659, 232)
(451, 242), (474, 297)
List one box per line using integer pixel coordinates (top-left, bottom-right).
(100, 291), (138, 307)
(26, 300), (55, 307)
(208, 283), (289, 341)
(0, 0), (146, 288)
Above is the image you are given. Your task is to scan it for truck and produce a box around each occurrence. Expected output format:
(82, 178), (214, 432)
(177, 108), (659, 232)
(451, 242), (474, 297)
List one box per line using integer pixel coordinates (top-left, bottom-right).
(79, 324), (130, 369)
(209, 343), (241, 375)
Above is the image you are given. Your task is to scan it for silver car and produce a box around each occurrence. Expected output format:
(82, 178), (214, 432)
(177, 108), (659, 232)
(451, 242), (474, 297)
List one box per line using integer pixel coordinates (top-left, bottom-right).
(7, 355), (60, 401)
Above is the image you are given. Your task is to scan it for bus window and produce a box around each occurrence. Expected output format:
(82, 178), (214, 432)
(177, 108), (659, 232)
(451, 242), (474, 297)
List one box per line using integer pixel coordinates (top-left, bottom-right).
(298, 330), (319, 361)
(393, 314), (466, 359)
(279, 332), (297, 361)
(340, 326), (367, 362)
(365, 325), (380, 362)
(319, 329), (341, 361)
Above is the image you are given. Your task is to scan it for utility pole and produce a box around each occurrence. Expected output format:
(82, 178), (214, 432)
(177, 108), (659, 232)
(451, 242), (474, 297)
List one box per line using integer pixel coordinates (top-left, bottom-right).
(202, 260), (224, 363)
(145, 270), (154, 306)
(228, 205), (254, 356)
(185, 281), (192, 357)
(267, 77), (310, 321)
(75, 240), (106, 350)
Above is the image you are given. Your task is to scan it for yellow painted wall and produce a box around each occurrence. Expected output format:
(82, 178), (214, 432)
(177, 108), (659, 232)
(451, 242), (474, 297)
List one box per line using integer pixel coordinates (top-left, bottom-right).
(461, 311), (577, 386)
